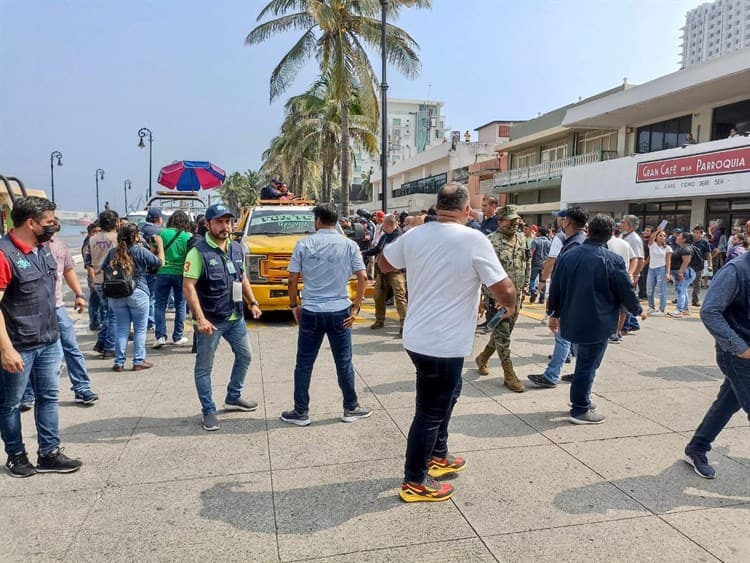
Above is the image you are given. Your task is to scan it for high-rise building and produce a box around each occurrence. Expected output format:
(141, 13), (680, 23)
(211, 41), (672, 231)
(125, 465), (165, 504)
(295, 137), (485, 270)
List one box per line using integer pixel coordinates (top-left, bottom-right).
(680, 0), (750, 68)
(350, 98), (447, 201)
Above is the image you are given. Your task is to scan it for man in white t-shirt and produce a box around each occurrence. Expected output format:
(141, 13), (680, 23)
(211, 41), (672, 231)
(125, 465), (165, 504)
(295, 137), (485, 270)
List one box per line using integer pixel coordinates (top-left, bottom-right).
(621, 215), (645, 333)
(607, 235), (637, 342)
(379, 183), (516, 504)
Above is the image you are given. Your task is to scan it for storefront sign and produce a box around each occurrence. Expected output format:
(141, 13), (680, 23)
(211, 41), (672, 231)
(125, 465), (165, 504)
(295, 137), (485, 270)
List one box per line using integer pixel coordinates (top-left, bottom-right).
(636, 146), (750, 183)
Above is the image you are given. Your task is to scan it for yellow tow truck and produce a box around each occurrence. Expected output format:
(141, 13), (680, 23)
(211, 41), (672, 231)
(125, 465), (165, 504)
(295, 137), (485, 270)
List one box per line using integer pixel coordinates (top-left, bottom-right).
(236, 199), (357, 311)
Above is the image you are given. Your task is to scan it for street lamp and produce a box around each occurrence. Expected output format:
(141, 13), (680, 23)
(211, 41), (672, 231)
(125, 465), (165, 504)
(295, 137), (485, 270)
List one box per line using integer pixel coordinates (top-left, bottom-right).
(49, 150), (63, 203)
(380, 0), (389, 213)
(124, 179), (132, 213)
(137, 127), (153, 200)
(95, 168), (105, 214)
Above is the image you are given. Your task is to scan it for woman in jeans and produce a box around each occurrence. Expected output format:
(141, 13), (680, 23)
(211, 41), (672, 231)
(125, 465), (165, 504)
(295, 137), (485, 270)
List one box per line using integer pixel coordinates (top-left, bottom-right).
(103, 224), (164, 371)
(153, 211), (193, 348)
(646, 227), (672, 315)
(668, 232), (696, 319)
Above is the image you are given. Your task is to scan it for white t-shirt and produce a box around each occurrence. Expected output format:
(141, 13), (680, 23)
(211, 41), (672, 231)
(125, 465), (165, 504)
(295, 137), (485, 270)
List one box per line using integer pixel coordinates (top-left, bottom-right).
(623, 231), (644, 259)
(547, 232), (565, 258)
(607, 237), (635, 269)
(383, 221), (508, 358)
(648, 242), (670, 269)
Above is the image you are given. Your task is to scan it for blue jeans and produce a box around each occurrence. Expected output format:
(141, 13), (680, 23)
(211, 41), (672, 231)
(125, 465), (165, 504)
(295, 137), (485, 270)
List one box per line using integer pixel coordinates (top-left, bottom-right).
(145, 274), (157, 329)
(569, 341), (608, 416)
(687, 347), (750, 454)
(110, 288), (150, 367)
(543, 332), (572, 384)
(0, 341), (63, 456)
(22, 307), (93, 403)
(403, 350), (463, 484)
(95, 284), (116, 351)
(675, 267), (696, 312)
(88, 281), (101, 330)
(194, 318), (253, 415)
(154, 274), (186, 342)
(529, 265), (542, 297)
(293, 308), (358, 413)
(647, 265), (667, 311)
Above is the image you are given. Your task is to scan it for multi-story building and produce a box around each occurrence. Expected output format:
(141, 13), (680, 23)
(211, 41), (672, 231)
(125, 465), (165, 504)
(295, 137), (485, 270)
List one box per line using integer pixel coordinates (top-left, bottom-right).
(681, 0), (750, 68)
(351, 98), (447, 202)
(492, 48), (750, 231)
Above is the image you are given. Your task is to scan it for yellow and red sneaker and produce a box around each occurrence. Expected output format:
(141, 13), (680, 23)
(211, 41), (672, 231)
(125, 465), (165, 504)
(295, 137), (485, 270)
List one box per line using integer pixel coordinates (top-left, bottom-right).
(427, 454), (466, 478)
(399, 477), (454, 503)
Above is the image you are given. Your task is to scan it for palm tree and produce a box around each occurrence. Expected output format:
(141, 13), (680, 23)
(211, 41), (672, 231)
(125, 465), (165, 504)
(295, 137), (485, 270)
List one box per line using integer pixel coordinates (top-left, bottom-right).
(246, 0), (429, 215)
(218, 170), (262, 214)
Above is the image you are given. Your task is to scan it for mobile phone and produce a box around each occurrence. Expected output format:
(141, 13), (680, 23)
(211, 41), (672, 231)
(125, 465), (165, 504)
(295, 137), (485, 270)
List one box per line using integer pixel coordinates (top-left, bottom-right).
(486, 307), (508, 330)
(658, 220), (668, 231)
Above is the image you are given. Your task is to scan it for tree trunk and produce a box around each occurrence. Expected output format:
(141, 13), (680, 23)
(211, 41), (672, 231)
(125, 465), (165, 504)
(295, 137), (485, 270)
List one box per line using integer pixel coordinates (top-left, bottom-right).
(340, 100), (351, 217)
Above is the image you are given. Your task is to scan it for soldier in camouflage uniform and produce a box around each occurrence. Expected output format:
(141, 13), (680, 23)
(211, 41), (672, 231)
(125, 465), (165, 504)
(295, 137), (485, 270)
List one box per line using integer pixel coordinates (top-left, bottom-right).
(475, 205), (531, 393)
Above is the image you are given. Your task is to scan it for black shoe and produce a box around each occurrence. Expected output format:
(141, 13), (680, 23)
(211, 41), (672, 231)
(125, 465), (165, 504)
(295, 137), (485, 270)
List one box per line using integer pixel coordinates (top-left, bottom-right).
(100, 350), (115, 360)
(547, 354), (572, 364)
(684, 448), (716, 479)
(692, 301), (700, 307)
(93, 341), (104, 353)
(5, 452), (37, 478)
(19, 401), (34, 412)
(280, 409), (311, 426)
(538, 297), (545, 305)
(529, 294), (537, 304)
(528, 374), (556, 388)
(36, 448), (82, 474)
(74, 390), (99, 405)
(561, 373), (574, 382)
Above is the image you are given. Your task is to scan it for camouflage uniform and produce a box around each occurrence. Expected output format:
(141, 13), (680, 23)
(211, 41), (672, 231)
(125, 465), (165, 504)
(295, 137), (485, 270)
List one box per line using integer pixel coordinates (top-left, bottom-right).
(475, 205), (531, 392)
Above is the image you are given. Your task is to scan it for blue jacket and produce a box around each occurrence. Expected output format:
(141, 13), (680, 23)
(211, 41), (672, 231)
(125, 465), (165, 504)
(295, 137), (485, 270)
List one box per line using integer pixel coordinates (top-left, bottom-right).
(549, 240), (642, 344)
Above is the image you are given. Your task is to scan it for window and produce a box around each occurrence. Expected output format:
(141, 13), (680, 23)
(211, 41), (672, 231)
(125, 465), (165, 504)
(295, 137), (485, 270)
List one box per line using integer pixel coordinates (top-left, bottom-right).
(636, 115), (692, 153)
(578, 130), (618, 154)
(629, 200), (692, 231)
(392, 118), (401, 127)
(513, 149), (536, 169)
(540, 139), (568, 162)
(393, 172), (448, 198)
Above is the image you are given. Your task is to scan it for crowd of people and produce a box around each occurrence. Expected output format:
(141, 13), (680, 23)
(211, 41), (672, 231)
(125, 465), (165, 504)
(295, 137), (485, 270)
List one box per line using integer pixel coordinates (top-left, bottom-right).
(1, 189), (747, 509)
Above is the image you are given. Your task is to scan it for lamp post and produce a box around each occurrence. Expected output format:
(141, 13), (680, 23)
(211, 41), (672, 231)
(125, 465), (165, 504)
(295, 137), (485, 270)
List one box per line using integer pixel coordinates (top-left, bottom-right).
(137, 127), (153, 200)
(380, 0), (389, 213)
(95, 169), (105, 214)
(124, 179), (132, 213)
(49, 150), (63, 204)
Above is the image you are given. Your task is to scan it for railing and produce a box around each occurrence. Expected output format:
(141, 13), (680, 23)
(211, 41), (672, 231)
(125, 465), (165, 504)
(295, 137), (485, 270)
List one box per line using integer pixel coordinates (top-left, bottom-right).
(494, 150), (618, 188)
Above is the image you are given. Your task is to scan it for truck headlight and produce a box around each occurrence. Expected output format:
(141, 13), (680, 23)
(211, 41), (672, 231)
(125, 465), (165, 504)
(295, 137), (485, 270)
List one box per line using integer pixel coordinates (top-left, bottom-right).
(246, 254), (267, 283)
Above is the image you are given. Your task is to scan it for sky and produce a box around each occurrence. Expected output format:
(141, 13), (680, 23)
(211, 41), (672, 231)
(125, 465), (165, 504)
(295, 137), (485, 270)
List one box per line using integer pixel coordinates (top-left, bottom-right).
(0, 0), (702, 212)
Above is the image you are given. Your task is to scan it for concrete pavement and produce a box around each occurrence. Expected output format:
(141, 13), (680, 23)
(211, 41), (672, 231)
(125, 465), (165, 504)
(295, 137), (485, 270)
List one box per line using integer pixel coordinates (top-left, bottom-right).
(2, 298), (748, 562)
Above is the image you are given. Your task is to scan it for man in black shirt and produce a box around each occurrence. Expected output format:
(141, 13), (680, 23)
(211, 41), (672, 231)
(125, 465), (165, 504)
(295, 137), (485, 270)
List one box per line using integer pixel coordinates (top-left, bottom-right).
(692, 226), (712, 306)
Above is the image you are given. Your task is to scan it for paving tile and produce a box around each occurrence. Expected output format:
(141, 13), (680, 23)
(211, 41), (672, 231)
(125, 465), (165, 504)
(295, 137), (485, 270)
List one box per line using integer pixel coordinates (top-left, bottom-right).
(272, 461), (476, 561)
(387, 400), (548, 453)
(65, 474), (278, 562)
(664, 504), (750, 562)
(109, 420), (269, 486)
(561, 433), (750, 514)
(484, 515), (718, 562)
(451, 445), (648, 536)
(710, 426), (750, 467)
(267, 412), (404, 471)
(262, 377), (377, 416)
(3, 490), (98, 559)
(297, 537), (495, 563)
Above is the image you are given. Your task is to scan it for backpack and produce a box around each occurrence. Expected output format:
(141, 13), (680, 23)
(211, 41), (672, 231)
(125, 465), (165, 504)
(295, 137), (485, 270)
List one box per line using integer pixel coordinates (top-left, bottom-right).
(102, 263), (137, 298)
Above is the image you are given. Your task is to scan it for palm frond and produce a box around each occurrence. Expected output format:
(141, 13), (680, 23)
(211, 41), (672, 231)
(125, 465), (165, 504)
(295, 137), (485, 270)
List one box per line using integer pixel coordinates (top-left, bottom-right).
(268, 28), (317, 101)
(245, 12), (315, 44)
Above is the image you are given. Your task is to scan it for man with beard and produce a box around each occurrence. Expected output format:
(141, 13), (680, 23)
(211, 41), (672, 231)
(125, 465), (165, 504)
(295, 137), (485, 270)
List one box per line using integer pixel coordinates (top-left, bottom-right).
(183, 204), (262, 432)
(0, 197), (82, 477)
(474, 205), (530, 393)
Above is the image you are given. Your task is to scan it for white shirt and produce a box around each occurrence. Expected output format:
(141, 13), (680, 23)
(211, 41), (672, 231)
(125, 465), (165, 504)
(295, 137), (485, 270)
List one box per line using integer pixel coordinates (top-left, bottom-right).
(608, 237), (635, 270)
(648, 242), (670, 269)
(623, 231), (644, 259)
(547, 232), (565, 259)
(383, 221), (508, 358)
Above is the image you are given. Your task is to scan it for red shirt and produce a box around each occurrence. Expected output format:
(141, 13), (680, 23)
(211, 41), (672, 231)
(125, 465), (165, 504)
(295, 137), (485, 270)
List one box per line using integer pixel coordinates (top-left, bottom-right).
(0, 231), (43, 291)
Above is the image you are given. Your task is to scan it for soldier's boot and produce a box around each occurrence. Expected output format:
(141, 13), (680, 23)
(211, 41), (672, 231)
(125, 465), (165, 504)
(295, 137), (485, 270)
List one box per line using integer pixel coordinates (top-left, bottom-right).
(502, 360), (525, 393)
(475, 345), (493, 376)
(398, 319), (404, 338)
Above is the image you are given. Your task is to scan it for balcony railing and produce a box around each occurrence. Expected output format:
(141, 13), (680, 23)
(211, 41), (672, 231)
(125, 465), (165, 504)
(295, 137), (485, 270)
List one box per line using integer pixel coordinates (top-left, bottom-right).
(494, 150), (618, 188)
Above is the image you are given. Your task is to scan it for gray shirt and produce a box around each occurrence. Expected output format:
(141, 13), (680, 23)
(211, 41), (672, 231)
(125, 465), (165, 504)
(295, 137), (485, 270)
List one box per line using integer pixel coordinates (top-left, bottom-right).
(623, 231), (644, 259)
(288, 228), (366, 313)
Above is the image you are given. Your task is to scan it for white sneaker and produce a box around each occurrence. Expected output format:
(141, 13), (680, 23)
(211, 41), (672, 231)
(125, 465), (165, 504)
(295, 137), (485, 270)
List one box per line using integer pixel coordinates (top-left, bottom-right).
(667, 311), (683, 319)
(647, 308), (658, 315)
(650, 310), (664, 316)
(153, 337), (167, 349)
(174, 337), (189, 346)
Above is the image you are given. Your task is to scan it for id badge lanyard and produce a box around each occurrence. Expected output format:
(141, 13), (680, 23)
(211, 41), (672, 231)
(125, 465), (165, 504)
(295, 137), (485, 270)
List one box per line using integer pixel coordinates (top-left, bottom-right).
(222, 251), (243, 303)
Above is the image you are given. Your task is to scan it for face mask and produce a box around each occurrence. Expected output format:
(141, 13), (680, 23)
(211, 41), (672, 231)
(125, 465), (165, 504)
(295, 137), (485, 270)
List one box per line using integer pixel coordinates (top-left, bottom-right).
(500, 220), (520, 235)
(35, 223), (57, 243)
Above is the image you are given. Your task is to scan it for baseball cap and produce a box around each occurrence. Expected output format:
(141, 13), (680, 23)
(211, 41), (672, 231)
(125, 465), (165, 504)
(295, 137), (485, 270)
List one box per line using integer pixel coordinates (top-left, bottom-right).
(205, 204), (236, 221)
(146, 207), (162, 221)
(552, 208), (568, 217)
(374, 210), (385, 219)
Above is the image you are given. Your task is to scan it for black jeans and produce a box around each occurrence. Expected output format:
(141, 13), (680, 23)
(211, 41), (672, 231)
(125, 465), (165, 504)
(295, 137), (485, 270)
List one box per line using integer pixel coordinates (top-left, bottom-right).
(403, 350), (463, 484)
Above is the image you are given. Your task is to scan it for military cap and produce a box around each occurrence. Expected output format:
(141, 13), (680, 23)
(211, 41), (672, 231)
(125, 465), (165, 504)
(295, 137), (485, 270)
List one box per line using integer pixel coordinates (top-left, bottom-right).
(496, 204), (520, 220)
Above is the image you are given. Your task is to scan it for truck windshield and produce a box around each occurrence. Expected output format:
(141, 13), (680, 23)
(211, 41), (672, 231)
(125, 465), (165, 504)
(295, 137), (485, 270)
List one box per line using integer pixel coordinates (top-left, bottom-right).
(248, 209), (315, 235)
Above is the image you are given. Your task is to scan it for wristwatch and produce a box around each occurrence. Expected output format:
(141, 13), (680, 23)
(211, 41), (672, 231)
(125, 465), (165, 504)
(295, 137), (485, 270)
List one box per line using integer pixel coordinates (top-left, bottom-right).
(289, 303), (299, 309)
(250, 300), (260, 307)
(75, 293), (86, 299)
